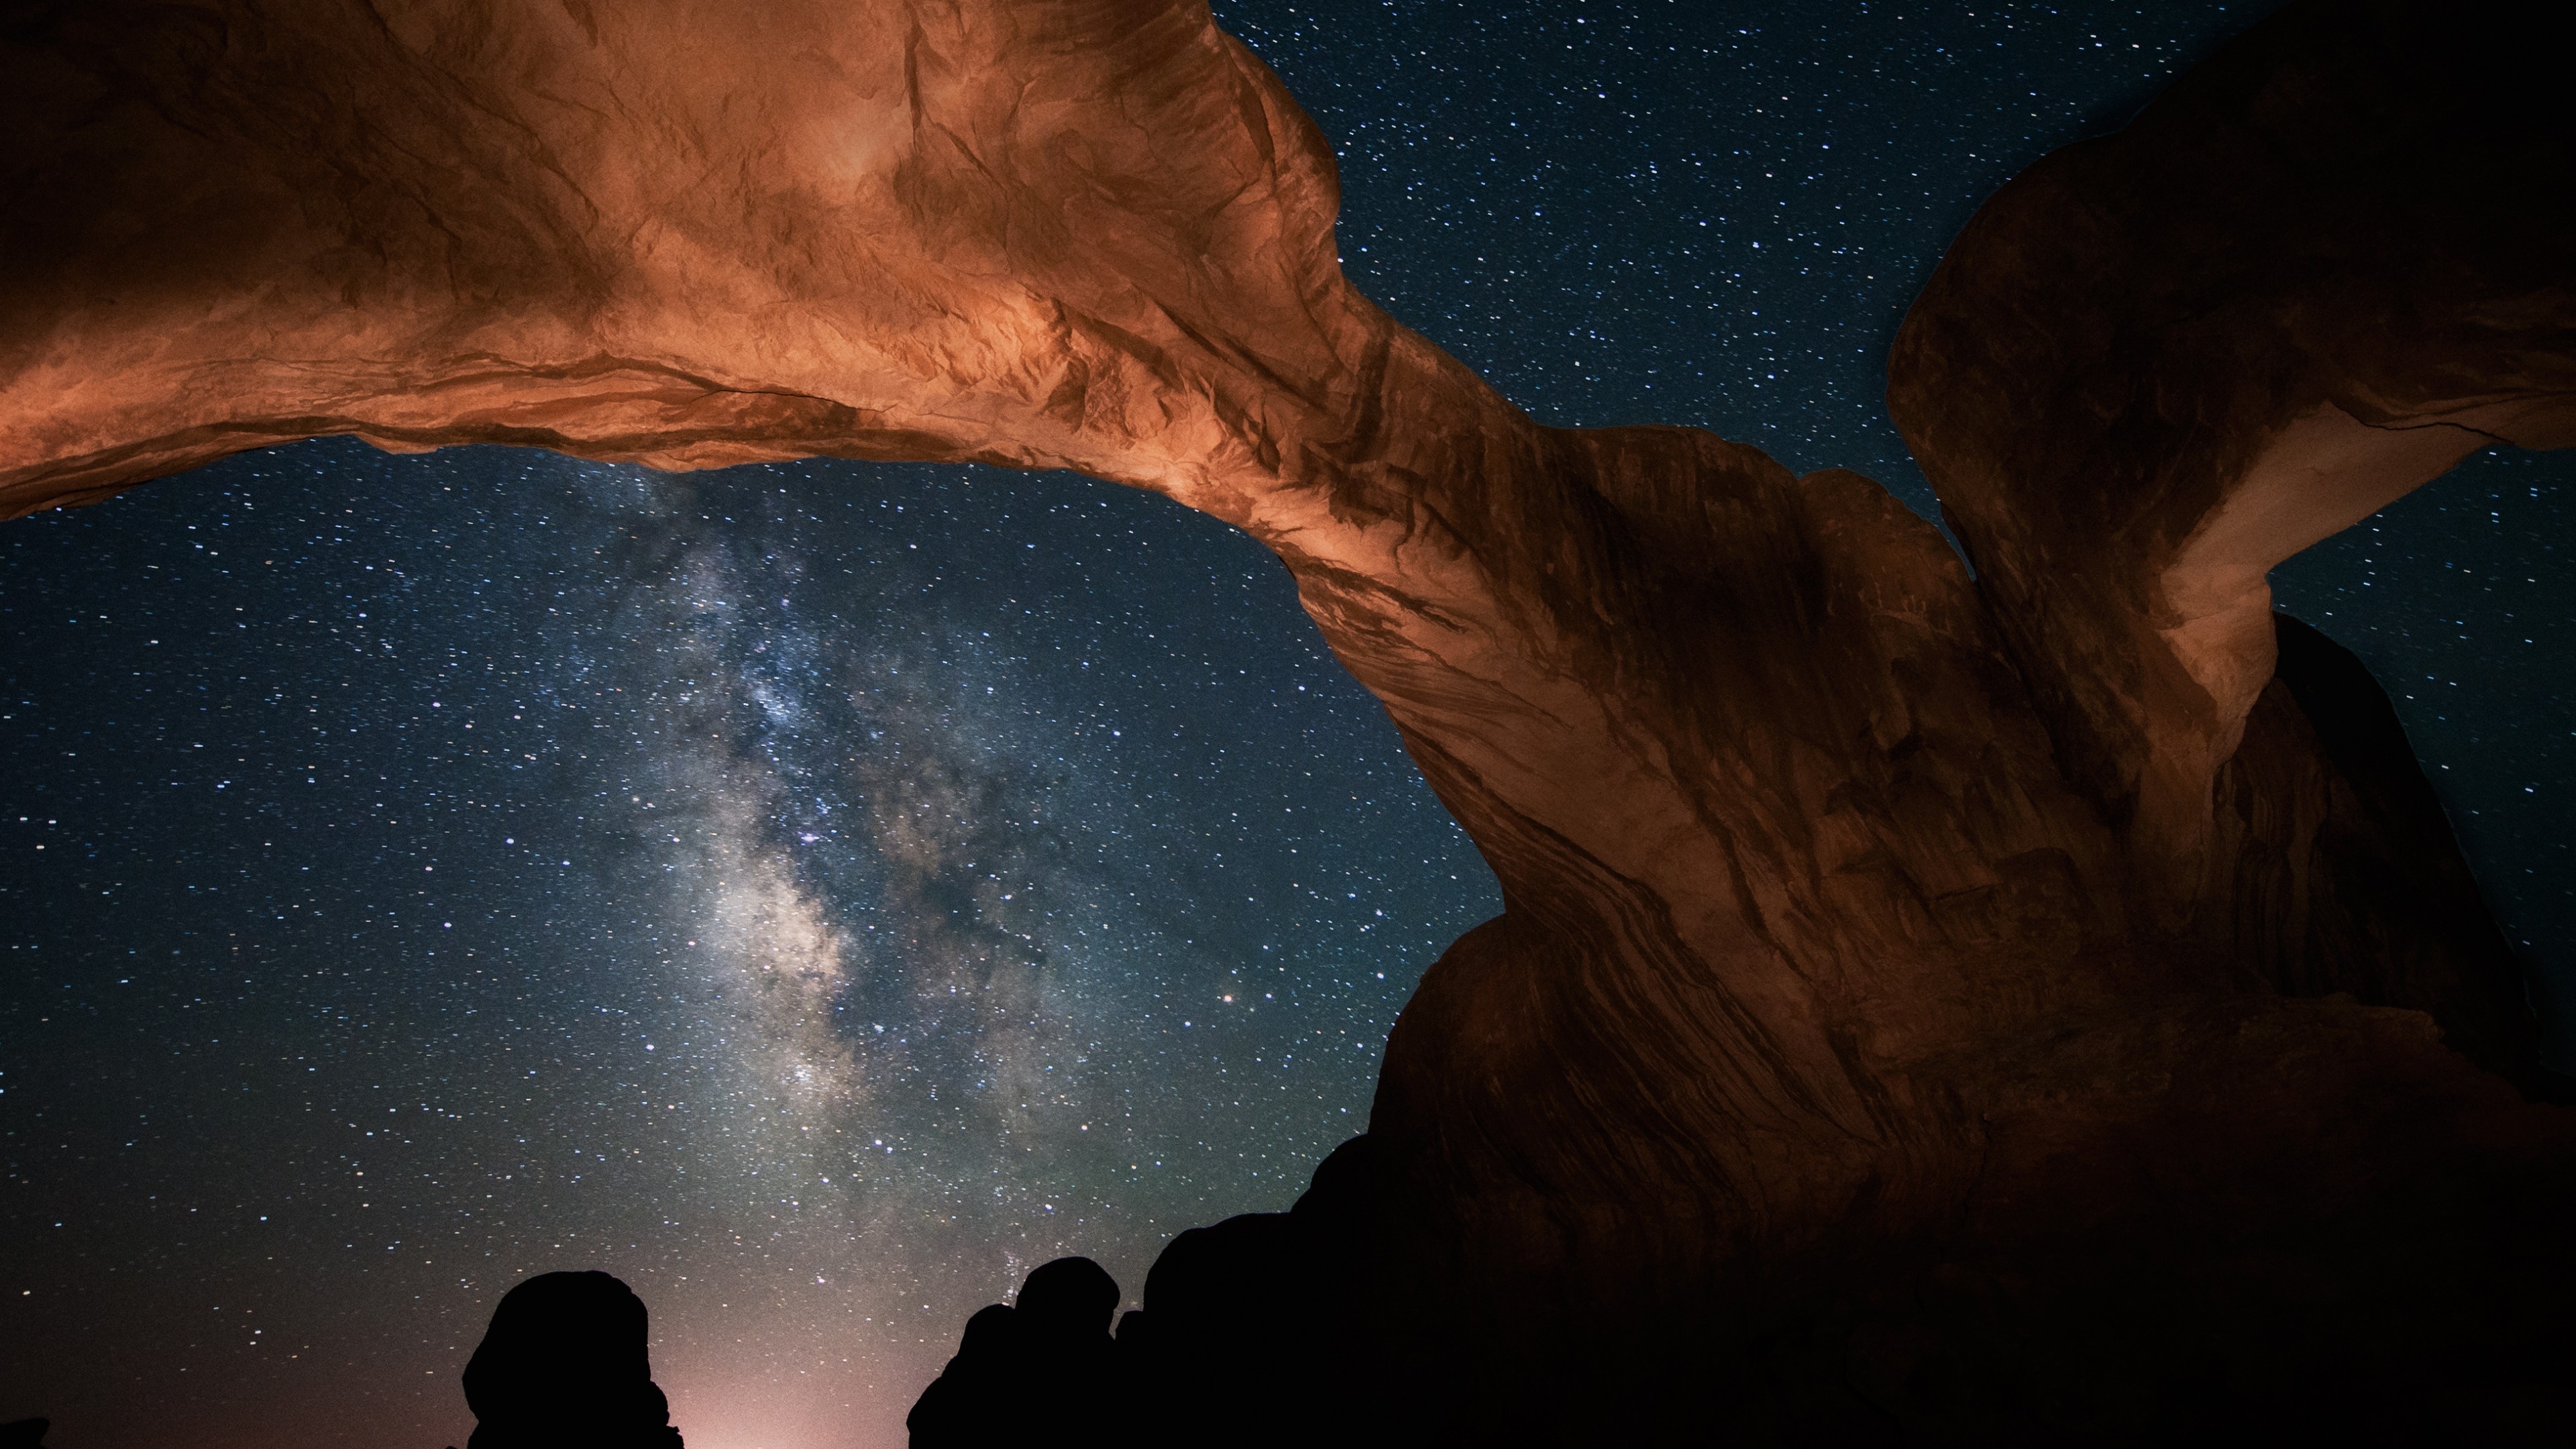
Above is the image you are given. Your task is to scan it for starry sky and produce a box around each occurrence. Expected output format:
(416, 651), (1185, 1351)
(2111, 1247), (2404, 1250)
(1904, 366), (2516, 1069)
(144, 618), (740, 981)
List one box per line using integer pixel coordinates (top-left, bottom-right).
(3, 4), (2568, 1447)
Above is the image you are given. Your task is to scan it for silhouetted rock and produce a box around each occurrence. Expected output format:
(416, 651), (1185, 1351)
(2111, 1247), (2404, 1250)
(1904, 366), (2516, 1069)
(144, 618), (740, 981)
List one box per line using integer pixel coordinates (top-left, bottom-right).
(1127, 1216), (1336, 1447)
(0, 1418), (48, 1449)
(906, 1304), (1020, 1448)
(914, 1143), (1385, 1449)
(908, 1258), (1123, 1447)
(462, 1271), (682, 1449)
(1015, 1256), (1120, 1342)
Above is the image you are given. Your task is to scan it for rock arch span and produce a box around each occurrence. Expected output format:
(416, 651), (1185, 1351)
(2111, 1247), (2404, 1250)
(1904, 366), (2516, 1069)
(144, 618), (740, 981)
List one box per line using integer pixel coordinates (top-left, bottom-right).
(5, 0), (2571, 1434)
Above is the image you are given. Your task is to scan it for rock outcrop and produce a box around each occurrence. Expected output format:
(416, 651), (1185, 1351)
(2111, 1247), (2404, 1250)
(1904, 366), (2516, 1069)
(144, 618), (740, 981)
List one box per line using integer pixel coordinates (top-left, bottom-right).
(458, 1272), (684, 1449)
(1888, 0), (2576, 1069)
(5, 0), (2571, 1436)
(906, 1257), (1122, 1446)
(912, 1143), (1379, 1447)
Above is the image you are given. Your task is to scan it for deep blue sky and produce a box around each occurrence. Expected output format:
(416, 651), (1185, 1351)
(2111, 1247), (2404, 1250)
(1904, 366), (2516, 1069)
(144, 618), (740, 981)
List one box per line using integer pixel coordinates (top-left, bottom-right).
(5, 4), (2568, 1447)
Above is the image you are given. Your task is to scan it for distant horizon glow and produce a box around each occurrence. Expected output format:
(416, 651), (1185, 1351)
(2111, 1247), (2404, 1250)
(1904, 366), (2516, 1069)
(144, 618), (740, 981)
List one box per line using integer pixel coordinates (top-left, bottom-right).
(4, 445), (1493, 1447)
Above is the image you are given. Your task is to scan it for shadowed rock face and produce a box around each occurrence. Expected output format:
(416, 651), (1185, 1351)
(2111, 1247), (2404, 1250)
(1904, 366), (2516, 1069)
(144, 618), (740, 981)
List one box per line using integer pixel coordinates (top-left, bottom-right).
(1890, 1), (2576, 1065)
(906, 1258), (1123, 1446)
(461, 1271), (682, 1449)
(5, 0), (2573, 1435)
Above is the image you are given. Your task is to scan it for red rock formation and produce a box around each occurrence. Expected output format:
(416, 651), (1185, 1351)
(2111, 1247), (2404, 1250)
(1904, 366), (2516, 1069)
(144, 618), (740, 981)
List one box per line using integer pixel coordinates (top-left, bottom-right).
(0, 0), (2126, 1239)
(5, 0), (2571, 1432)
(1890, 1), (2576, 1074)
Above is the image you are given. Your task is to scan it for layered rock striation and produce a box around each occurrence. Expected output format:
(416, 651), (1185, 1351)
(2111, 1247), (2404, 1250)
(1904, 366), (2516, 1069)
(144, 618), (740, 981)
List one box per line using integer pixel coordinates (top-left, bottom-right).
(5, 0), (2571, 1434)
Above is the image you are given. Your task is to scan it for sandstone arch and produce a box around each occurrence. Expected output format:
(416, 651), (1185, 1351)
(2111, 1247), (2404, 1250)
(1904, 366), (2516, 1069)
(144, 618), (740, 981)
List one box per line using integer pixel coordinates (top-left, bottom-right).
(5, 0), (2571, 1434)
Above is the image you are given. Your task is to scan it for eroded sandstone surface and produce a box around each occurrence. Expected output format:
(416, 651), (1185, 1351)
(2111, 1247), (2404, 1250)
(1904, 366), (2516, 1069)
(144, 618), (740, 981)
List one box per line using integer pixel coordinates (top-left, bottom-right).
(5, 0), (2571, 1436)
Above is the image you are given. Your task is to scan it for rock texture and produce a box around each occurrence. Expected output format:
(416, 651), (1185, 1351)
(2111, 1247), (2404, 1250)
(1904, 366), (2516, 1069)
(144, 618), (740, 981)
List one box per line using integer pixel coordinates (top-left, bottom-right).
(5, 0), (2572, 1436)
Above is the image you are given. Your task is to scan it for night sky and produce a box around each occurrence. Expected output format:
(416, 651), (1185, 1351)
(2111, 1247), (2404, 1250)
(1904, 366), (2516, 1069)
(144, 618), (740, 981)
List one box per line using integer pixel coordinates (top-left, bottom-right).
(4, 4), (2568, 1447)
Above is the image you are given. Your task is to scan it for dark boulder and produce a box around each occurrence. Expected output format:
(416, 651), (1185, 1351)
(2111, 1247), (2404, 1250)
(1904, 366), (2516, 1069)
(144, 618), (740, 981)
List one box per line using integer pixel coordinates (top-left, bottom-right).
(908, 1257), (1124, 1448)
(461, 1271), (683, 1449)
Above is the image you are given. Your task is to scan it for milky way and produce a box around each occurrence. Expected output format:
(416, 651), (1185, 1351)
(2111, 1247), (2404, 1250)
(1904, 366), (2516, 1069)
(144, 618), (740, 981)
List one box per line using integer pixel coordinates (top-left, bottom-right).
(2, 445), (1491, 1448)
(5, 4), (2571, 1448)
